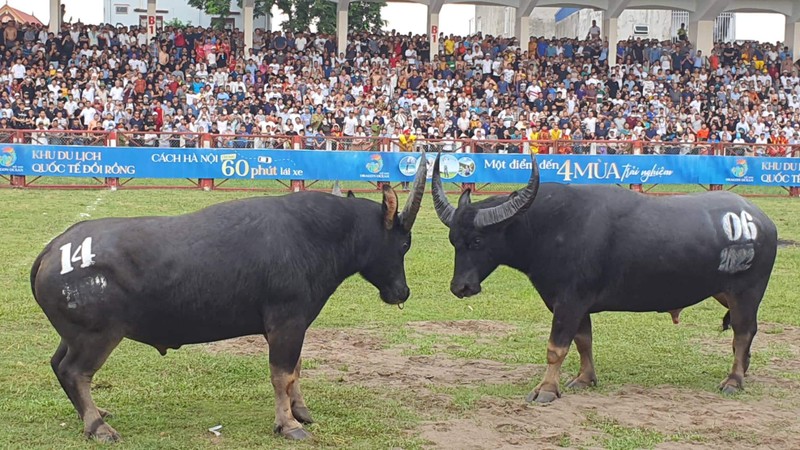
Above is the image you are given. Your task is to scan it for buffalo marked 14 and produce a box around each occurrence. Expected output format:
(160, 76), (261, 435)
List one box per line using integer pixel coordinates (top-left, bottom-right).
(30, 152), (429, 443)
(58, 237), (96, 275)
(431, 152), (778, 405)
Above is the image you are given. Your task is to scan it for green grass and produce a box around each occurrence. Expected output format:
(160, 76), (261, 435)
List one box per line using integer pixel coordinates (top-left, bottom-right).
(0, 185), (799, 449)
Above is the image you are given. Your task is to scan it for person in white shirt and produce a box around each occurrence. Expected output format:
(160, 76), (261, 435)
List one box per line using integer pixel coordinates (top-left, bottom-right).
(342, 111), (359, 136)
(11, 60), (25, 79)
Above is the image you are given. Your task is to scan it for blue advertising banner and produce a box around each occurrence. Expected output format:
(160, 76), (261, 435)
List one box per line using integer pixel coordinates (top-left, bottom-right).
(1, 144), (799, 187)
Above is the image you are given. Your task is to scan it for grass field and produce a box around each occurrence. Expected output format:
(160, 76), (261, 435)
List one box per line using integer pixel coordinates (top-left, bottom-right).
(1, 184), (799, 450)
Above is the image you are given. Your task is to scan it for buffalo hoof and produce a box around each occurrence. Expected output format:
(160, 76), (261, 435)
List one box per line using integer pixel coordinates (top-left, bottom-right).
(719, 375), (743, 395)
(566, 376), (597, 390)
(292, 406), (314, 424)
(719, 382), (743, 395)
(274, 425), (312, 440)
(526, 389), (560, 404)
(86, 424), (121, 443)
(78, 408), (113, 421)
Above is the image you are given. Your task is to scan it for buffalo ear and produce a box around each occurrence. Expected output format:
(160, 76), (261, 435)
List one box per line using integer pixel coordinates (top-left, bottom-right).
(458, 188), (472, 208)
(347, 190), (356, 198)
(382, 185), (399, 230)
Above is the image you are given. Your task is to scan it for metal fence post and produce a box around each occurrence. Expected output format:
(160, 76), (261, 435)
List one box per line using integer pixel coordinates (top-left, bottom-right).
(290, 135), (306, 192)
(709, 143), (723, 191)
(9, 131), (25, 187)
(198, 134), (215, 191)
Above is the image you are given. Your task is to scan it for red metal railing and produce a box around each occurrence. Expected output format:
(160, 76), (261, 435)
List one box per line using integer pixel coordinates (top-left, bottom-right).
(1, 129), (798, 196)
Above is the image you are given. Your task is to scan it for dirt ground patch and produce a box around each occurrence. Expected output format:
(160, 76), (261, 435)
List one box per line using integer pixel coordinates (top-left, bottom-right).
(419, 386), (800, 450)
(693, 322), (800, 384)
(205, 321), (800, 449)
(404, 320), (518, 337)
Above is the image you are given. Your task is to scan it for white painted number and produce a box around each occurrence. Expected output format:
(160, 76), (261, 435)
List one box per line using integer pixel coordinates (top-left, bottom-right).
(221, 159), (250, 177)
(59, 237), (96, 275)
(722, 211), (758, 242)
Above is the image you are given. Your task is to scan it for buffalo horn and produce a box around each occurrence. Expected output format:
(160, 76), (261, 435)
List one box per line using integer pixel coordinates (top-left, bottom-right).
(431, 152), (456, 227)
(473, 155), (540, 229)
(398, 150), (428, 231)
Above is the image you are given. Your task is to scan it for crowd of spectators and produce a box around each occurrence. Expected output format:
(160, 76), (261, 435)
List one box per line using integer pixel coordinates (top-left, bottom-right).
(3, 17), (800, 156)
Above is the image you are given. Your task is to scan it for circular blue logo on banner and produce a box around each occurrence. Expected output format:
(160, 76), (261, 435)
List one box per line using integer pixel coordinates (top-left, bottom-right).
(398, 155), (420, 176)
(0, 147), (16, 167)
(366, 154), (383, 173)
(439, 154), (460, 180)
(458, 157), (476, 177)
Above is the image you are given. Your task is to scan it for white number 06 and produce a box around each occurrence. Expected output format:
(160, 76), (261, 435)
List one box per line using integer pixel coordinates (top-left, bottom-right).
(59, 237), (96, 275)
(722, 211), (758, 242)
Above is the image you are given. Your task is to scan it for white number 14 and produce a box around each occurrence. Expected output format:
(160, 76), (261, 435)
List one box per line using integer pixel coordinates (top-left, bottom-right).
(59, 237), (96, 275)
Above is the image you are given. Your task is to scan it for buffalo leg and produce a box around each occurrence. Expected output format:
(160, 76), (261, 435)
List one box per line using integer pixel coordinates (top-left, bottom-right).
(266, 325), (312, 440)
(527, 305), (586, 404)
(719, 288), (762, 394)
(290, 358), (313, 424)
(51, 340), (115, 420)
(566, 315), (597, 390)
(57, 333), (122, 442)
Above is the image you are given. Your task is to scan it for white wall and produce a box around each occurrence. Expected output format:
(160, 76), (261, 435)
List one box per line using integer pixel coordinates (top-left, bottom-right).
(474, 6), (557, 38)
(106, 0), (269, 30)
(476, 7), (673, 41)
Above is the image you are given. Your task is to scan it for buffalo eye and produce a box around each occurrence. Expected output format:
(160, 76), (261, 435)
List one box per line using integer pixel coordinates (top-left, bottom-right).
(469, 236), (483, 250)
(401, 241), (410, 253)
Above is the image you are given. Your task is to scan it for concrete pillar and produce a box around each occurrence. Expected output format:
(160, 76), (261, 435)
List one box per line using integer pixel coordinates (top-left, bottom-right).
(688, 19), (714, 57)
(49, 0), (60, 34)
(604, 17), (618, 68)
(146, 0), (157, 43)
(337, 0), (349, 56)
(243, 0), (255, 54)
(786, 20), (800, 63)
(515, 8), (529, 52)
(428, 12), (439, 62)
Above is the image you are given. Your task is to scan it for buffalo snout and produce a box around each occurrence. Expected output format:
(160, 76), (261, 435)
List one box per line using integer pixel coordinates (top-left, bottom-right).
(380, 284), (410, 305)
(451, 281), (481, 298)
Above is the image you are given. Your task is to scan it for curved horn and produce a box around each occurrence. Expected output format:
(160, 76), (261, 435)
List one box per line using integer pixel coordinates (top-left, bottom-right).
(431, 152), (456, 228)
(398, 150), (428, 232)
(473, 155), (540, 229)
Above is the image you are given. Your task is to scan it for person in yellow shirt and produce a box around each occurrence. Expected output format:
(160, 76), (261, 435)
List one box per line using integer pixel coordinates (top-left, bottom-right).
(398, 128), (417, 152)
(528, 126), (540, 154)
(444, 37), (455, 59)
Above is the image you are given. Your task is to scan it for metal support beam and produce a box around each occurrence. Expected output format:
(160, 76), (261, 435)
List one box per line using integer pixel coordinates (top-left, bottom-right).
(243, 0), (255, 54)
(146, 0), (157, 43)
(49, 0), (60, 34)
(427, 1), (444, 62)
(515, 0), (537, 51)
(787, 20), (800, 63)
(688, 19), (714, 56)
(337, 0), (349, 56)
(606, 0), (631, 19)
(604, 16), (618, 67)
(692, 0), (729, 21)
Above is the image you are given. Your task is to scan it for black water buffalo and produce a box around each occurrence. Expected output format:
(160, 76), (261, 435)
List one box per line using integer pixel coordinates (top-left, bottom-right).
(431, 153), (778, 403)
(30, 153), (429, 442)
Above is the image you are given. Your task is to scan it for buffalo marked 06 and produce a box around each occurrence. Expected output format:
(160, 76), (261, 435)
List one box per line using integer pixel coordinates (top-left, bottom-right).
(722, 210), (758, 241)
(431, 152), (778, 405)
(719, 244), (755, 274)
(719, 210), (758, 274)
(30, 151), (429, 443)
